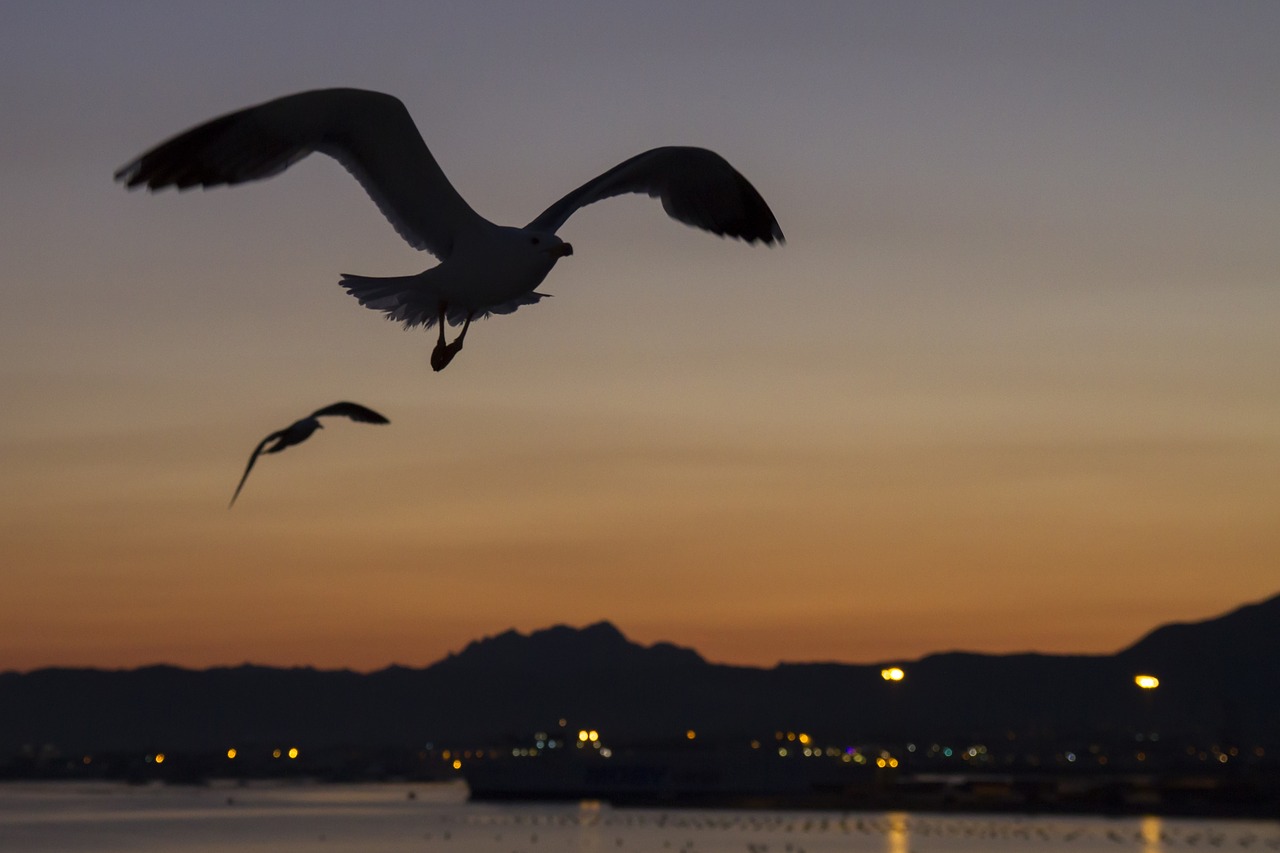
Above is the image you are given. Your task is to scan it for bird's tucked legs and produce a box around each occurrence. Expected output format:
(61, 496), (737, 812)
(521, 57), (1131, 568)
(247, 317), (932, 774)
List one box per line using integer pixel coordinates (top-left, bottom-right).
(430, 305), (473, 372)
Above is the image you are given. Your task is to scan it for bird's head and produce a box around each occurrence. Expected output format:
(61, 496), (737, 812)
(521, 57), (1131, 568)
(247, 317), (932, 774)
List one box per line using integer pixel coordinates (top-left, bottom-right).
(522, 229), (573, 261)
(493, 226), (573, 269)
(461, 225), (574, 290)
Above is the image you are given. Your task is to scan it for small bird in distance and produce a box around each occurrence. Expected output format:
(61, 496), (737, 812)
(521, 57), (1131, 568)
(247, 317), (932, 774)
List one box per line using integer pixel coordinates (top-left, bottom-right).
(115, 88), (783, 371)
(229, 402), (390, 508)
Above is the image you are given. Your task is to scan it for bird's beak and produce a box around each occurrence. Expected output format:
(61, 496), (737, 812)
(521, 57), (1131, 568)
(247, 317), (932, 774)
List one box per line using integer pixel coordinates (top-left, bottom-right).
(550, 242), (573, 258)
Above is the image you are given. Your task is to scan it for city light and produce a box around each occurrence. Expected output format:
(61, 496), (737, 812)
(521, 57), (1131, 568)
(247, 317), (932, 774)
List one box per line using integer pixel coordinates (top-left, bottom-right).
(154, 753), (166, 764)
(1135, 674), (1160, 689)
(881, 667), (905, 682)
(226, 748), (237, 759)
(288, 747), (299, 759)
(686, 729), (696, 740)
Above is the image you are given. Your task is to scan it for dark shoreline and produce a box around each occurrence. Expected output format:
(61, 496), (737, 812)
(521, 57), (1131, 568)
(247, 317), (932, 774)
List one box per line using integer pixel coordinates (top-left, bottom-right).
(467, 775), (1280, 820)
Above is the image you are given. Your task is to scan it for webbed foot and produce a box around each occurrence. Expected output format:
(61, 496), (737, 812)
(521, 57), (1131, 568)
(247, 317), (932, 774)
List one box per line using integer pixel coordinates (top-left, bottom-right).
(431, 339), (463, 372)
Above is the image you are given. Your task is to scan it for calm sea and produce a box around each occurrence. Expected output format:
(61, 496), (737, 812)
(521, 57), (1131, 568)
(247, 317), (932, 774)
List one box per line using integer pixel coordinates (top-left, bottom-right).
(1, 780), (1276, 853)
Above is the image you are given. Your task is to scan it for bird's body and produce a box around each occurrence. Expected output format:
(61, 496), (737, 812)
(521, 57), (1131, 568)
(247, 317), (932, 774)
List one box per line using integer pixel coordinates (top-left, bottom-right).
(340, 222), (566, 328)
(229, 401), (390, 507)
(116, 88), (783, 369)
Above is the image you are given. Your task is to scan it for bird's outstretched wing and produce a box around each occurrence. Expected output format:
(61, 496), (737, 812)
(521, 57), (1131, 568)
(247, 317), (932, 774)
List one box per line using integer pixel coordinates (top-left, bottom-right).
(526, 146), (784, 245)
(229, 430), (285, 509)
(115, 88), (485, 259)
(311, 401), (390, 424)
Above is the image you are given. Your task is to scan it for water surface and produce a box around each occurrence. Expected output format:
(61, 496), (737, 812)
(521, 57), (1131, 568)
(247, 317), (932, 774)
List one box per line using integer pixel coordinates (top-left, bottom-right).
(1, 781), (1276, 853)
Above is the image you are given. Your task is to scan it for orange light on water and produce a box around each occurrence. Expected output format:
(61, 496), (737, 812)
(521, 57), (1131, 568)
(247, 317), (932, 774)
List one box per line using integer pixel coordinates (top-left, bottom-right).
(881, 667), (905, 682)
(1134, 675), (1160, 689)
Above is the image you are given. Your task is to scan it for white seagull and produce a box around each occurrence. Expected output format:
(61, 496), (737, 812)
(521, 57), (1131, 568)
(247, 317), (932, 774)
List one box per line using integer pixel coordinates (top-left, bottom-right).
(115, 88), (784, 371)
(229, 401), (390, 508)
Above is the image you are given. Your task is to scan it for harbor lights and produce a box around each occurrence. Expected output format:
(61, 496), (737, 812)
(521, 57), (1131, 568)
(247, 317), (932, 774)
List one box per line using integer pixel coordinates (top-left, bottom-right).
(881, 667), (905, 682)
(1134, 674), (1160, 689)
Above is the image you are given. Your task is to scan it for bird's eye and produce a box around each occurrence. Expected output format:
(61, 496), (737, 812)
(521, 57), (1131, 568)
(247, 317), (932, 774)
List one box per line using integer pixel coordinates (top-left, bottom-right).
(530, 237), (541, 245)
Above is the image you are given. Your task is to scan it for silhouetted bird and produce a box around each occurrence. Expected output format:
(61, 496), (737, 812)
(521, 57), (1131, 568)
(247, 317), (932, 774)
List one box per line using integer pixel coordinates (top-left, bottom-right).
(115, 88), (784, 371)
(229, 402), (389, 508)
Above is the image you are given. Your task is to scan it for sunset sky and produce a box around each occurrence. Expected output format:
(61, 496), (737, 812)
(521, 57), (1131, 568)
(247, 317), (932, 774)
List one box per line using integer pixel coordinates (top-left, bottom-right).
(2, 1), (1277, 673)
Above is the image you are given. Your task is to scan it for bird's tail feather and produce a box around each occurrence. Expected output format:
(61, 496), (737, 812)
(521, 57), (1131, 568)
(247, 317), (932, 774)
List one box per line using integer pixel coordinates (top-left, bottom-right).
(339, 273), (550, 328)
(340, 273), (440, 328)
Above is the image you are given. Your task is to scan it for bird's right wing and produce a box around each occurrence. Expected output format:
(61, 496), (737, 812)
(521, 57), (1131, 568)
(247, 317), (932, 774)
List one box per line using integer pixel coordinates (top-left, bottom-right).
(526, 146), (784, 245)
(311, 401), (390, 424)
(228, 431), (283, 509)
(115, 89), (486, 259)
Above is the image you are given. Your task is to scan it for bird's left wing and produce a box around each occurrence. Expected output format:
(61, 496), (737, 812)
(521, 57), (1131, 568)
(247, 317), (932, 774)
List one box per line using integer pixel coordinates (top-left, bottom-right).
(229, 430), (283, 509)
(311, 401), (390, 424)
(526, 146), (784, 245)
(115, 88), (485, 259)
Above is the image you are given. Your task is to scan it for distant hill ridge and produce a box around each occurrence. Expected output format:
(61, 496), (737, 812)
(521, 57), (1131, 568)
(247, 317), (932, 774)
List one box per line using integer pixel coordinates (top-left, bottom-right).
(1, 593), (1277, 753)
(439, 621), (707, 672)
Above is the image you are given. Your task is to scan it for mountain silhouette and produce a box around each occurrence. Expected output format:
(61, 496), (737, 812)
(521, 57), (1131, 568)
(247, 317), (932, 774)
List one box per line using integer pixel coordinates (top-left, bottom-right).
(2, 594), (1277, 755)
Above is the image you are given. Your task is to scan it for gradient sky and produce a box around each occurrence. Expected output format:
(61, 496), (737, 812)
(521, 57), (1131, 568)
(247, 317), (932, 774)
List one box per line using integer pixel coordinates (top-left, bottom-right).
(2, 1), (1277, 673)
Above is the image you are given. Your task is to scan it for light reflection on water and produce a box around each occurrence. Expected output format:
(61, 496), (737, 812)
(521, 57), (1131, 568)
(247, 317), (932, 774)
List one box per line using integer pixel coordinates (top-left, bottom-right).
(887, 811), (910, 853)
(0, 781), (1277, 853)
(1141, 815), (1163, 853)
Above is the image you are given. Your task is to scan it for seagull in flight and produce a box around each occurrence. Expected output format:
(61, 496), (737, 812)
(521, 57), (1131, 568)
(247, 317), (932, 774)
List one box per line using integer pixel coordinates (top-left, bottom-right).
(229, 401), (390, 508)
(115, 88), (784, 371)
